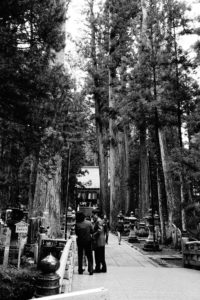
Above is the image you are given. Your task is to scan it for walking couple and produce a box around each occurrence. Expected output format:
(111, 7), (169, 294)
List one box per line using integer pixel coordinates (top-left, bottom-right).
(75, 209), (107, 275)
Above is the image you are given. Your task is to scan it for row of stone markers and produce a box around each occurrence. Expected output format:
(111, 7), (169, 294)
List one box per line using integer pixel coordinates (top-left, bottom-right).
(0, 207), (76, 269)
(0, 219), (29, 268)
(119, 209), (182, 252)
(0, 214), (48, 268)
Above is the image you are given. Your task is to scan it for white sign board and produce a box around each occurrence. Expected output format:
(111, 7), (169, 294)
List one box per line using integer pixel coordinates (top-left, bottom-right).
(15, 221), (29, 234)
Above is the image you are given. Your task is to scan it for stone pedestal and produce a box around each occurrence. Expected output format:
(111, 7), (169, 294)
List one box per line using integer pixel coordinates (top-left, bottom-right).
(128, 212), (139, 243)
(143, 209), (160, 252)
(35, 253), (60, 298)
(143, 224), (160, 251)
(128, 226), (139, 243)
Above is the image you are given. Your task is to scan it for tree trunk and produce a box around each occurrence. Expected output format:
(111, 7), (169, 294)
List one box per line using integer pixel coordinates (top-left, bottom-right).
(180, 172), (186, 231)
(109, 119), (121, 228)
(32, 154), (62, 238)
(157, 168), (167, 243)
(139, 126), (149, 219)
(158, 129), (175, 224)
(173, 20), (187, 231)
(28, 154), (38, 217)
(124, 126), (130, 214)
(118, 130), (128, 214)
(108, 66), (122, 227)
(89, 0), (109, 216)
(31, 0), (66, 237)
(97, 123), (109, 216)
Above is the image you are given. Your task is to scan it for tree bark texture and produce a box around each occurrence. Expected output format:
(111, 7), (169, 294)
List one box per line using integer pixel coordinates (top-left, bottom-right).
(109, 129), (123, 228)
(118, 130), (129, 215)
(108, 3), (131, 227)
(157, 168), (167, 243)
(90, 0), (109, 216)
(32, 154), (62, 238)
(28, 154), (38, 217)
(139, 126), (150, 219)
(124, 126), (131, 214)
(158, 129), (176, 224)
(96, 121), (109, 216)
(180, 172), (186, 231)
(108, 71), (123, 228)
(32, 0), (66, 237)
(108, 67), (129, 227)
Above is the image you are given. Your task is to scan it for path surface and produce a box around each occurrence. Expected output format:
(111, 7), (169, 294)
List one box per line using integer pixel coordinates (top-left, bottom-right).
(71, 234), (200, 300)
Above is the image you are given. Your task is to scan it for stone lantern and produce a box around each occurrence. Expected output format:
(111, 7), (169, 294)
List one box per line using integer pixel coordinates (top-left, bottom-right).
(65, 207), (73, 239)
(138, 221), (148, 237)
(67, 207), (73, 223)
(143, 208), (160, 251)
(70, 210), (76, 235)
(128, 212), (139, 243)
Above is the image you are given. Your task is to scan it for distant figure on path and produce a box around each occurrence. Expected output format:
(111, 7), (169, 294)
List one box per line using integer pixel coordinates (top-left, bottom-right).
(116, 217), (124, 245)
(92, 209), (107, 273)
(75, 212), (94, 275)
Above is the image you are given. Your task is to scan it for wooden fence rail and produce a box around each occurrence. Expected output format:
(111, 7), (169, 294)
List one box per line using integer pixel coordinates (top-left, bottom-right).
(56, 235), (76, 293)
(32, 287), (109, 300)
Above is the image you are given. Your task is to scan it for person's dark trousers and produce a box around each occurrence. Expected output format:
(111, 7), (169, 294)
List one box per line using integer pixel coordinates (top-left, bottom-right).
(105, 232), (109, 244)
(94, 246), (107, 272)
(85, 243), (93, 274)
(78, 242), (93, 274)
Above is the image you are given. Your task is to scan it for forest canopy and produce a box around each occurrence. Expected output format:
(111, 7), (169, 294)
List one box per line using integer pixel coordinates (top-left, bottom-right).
(1, 0), (200, 240)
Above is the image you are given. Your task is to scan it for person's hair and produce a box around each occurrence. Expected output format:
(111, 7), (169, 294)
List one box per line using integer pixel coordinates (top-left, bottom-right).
(76, 212), (85, 222)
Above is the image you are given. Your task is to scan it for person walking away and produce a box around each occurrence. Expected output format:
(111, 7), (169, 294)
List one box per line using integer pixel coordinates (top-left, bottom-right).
(103, 215), (110, 244)
(116, 218), (124, 245)
(75, 212), (93, 275)
(92, 209), (107, 273)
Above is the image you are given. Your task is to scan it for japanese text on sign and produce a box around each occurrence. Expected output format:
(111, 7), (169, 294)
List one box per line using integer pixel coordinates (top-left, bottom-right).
(15, 221), (29, 234)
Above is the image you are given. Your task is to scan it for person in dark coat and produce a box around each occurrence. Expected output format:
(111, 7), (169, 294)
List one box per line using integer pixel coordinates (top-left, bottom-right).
(92, 209), (107, 273)
(103, 215), (110, 244)
(116, 218), (124, 245)
(75, 211), (94, 275)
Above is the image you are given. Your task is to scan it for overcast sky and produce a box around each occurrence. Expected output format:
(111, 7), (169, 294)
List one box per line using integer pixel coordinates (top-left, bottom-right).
(66, 0), (200, 48)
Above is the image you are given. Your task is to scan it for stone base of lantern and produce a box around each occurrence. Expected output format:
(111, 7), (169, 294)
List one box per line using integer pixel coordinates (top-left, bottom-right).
(128, 236), (139, 243)
(35, 253), (60, 298)
(128, 229), (139, 243)
(35, 272), (60, 298)
(143, 240), (160, 251)
(143, 225), (161, 252)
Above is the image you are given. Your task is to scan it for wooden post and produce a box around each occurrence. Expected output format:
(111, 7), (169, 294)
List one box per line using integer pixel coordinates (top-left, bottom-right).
(17, 234), (22, 269)
(34, 243), (39, 264)
(3, 227), (11, 268)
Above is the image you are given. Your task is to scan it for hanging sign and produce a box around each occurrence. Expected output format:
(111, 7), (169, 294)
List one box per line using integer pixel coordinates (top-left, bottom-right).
(15, 221), (29, 234)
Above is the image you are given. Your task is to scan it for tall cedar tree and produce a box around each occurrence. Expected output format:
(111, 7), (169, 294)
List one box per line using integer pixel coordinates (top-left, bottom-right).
(0, 0), (87, 236)
(104, 0), (139, 227)
(84, 0), (110, 216)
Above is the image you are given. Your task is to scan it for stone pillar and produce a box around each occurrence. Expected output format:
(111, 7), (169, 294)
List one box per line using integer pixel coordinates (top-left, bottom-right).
(35, 253), (60, 298)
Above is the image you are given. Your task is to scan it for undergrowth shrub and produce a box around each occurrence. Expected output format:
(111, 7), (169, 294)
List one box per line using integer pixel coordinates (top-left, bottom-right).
(0, 267), (40, 300)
